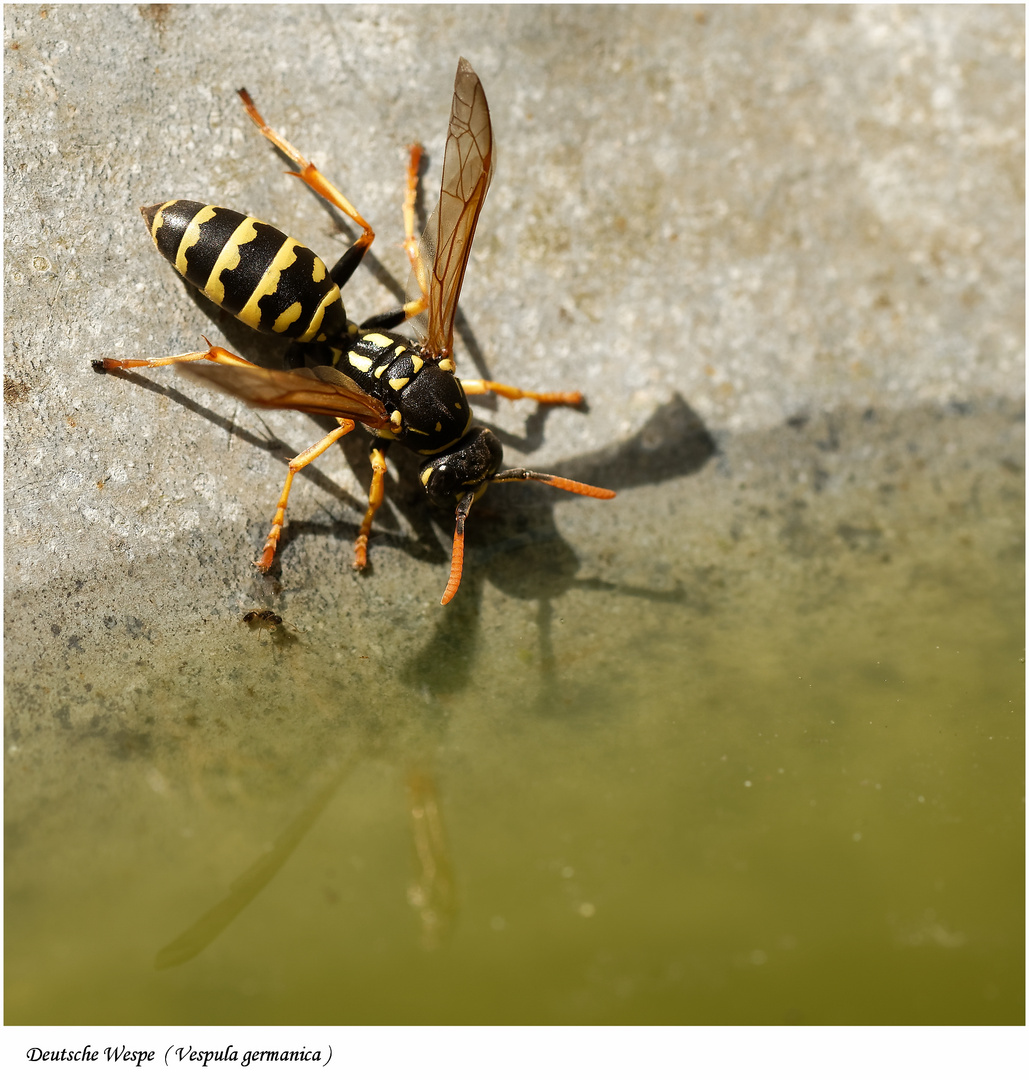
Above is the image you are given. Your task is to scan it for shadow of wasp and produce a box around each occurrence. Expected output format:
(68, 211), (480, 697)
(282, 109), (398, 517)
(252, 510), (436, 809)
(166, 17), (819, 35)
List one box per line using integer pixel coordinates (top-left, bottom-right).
(397, 392), (716, 699)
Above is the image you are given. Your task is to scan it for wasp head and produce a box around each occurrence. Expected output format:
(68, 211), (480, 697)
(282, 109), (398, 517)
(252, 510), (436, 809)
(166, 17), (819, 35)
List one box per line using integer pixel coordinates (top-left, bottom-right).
(418, 426), (503, 509)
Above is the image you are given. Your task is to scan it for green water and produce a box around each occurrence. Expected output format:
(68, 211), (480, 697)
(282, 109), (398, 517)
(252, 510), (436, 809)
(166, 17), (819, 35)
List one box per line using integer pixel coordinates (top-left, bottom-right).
(5, 403), (1024, 1024)
(6, 539), (1023, 1024)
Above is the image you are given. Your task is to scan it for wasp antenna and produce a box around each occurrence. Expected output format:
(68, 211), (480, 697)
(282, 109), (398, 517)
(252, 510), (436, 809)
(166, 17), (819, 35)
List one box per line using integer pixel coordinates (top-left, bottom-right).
(440, 492), (476, 606)
(492, 469), (616, 500)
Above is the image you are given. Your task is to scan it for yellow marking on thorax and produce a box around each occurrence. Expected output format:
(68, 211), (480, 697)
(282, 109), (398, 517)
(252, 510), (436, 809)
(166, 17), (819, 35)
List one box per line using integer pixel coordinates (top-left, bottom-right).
(237, 238), (303, 330)
(373, 363), (389, 379)
(362, 332), (394, 349)
(174, 204), (219, 277)
(411, 356), (424, 374)
(438, 357), (455, 373)
(420, 465), (434, 486)
(348, 350), (374, 373)
(389, 377), (409, 391)
(203, 217), (259, 306)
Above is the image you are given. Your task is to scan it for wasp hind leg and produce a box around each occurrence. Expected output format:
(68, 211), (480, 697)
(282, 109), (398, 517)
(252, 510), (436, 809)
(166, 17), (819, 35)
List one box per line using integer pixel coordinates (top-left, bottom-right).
(255, 418), (357, 573)
(238, 88), (376, 294)
(94, 339), (257, 373)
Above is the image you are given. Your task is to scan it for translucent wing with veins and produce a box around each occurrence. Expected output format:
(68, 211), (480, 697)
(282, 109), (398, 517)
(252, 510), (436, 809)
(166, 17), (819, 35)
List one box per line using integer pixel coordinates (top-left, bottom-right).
(179, 363), (392, 427)
(417, 57), (495, 362)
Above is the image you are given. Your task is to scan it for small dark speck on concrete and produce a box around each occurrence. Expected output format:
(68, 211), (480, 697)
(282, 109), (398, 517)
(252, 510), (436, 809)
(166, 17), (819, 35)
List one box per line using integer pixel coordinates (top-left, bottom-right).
(4, 376), (30, 405)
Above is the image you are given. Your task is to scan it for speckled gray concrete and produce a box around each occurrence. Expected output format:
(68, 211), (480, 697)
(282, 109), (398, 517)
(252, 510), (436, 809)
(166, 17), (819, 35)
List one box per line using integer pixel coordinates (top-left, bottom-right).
(4, 5), (1026, 1022)
(6, 6), (1023, 588)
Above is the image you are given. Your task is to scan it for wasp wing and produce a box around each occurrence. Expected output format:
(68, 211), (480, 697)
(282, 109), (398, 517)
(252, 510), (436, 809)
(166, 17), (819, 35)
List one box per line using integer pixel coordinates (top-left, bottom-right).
(417, 57), (494, 362)
(177, 362), (392, 427)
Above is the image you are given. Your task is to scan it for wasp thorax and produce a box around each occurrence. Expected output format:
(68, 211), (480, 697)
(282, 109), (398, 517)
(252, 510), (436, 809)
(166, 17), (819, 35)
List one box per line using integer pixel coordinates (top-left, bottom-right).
(419, 427), (503, 507)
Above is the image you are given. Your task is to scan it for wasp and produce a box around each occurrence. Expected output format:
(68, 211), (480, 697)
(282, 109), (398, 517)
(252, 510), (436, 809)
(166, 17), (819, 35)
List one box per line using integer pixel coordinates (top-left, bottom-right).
(95, 59), (615, 604)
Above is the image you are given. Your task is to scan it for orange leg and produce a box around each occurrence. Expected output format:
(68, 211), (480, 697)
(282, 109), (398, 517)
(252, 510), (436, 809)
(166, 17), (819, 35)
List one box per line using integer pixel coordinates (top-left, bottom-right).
(255, 419), (356, 572)
(460, 379), (583, 407)
(352, 445), (388, 570)
(402, 143), (429, 320)
(95, 339), (256, 372)
(238, 88), (375, 258)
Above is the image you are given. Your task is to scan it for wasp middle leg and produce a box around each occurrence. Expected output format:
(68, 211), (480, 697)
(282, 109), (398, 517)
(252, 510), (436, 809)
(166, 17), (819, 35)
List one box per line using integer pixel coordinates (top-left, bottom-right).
(352, 440), (391, 571)
(461, 379), (583, 407)
(255, 418), (358, 572)
(355, 143), (430, 333)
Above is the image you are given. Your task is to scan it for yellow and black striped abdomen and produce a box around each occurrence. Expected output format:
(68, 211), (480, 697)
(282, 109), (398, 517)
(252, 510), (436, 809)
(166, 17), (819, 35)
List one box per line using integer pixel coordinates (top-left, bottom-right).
(141, 200), (347, 344)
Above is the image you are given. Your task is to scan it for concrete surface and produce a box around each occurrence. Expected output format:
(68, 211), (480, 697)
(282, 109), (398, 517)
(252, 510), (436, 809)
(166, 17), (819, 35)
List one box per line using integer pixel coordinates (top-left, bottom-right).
(5, 5), (1023, 596)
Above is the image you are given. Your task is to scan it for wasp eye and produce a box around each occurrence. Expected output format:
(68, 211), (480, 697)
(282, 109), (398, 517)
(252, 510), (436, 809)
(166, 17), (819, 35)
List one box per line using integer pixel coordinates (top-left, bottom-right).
(419, 427), (503, 507)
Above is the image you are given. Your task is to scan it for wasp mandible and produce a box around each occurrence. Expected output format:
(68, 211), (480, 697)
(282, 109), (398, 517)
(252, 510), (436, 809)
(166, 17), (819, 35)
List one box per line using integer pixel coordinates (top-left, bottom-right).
(96, 59), (615, 604)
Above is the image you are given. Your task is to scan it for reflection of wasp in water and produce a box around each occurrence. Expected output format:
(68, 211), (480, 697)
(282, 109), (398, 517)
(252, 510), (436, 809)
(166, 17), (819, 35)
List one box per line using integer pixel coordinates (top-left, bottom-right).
(96, 59), (614, 604)
(154, 757), (456, 967)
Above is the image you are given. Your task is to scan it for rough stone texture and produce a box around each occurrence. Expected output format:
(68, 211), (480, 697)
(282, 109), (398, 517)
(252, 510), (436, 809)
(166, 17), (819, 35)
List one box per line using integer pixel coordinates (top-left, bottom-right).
(5, 6), (1023, 596)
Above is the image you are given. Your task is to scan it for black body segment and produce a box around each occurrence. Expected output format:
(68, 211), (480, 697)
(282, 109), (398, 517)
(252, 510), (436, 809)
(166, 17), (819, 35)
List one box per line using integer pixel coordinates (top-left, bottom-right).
(335, 329), (471, 452)
(141, 200), (347, 343)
